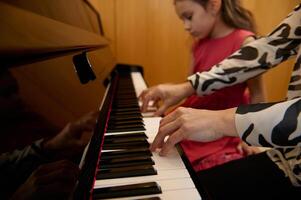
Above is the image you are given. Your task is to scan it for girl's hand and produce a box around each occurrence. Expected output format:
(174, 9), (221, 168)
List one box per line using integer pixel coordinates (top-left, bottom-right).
(139, 82), (195, 116)
(150, 107), (238, 156)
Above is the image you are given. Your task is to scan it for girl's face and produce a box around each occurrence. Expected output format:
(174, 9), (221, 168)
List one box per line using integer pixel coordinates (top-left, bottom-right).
(175, 0), (216, 39)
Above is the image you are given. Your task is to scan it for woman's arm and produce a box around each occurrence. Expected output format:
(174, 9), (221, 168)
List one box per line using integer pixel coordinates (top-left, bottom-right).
(150, 97), (301, 155)
(243, 36), (266, 104)
(188, 4), (301, 96)
(236, 97), (301, 148)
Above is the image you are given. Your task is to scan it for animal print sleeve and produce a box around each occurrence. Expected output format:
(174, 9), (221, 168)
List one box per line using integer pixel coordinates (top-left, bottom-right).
(235, 98), (301, 147)
(187, 4), (301, 96)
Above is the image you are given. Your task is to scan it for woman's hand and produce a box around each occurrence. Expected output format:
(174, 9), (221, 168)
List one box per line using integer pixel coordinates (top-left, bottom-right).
(139, 82), (195, 116)
(237, 141), (262, 156)
(150, 107), (238, 156)
(43, 111), (98, 159)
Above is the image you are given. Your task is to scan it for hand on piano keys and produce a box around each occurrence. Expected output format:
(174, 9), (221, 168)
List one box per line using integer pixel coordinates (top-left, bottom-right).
(90, 71), (201, 200)
(138, 81), (194, 117)
(94, 117), (201, 200)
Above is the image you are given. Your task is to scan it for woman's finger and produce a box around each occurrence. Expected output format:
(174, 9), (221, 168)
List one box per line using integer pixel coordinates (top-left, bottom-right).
(159, 128), (184, 156)
(150, 115), (181, 151)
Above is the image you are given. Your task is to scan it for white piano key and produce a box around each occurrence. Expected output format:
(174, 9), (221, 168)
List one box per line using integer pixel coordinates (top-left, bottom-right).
(142, 112), (156, 117)
(95, 177), (195, 191)
(158, 178), (196, 191)
(94, 169), (190, 188)
(131, 71), (156, 112)
(151, 150), (186, 170)
(143, 117), (161, 138)
(131, 71), (147, 96)
(102, 188), (201, 200)
(105, 130), (144, 135)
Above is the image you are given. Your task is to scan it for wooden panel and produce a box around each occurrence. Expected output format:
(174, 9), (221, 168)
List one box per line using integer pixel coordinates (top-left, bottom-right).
(2, 0), (98, 33)
(1, 1), (115, 126)
(82, 1), (102, 34)
(0, 1), (108, 67)
(11, 47), (116, 127)
(115, 0), (191, 86)
(91, 0), (117, 54)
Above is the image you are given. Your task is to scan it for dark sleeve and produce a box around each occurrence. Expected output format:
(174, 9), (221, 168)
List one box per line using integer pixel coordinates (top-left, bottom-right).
(0, 139), (50, 198)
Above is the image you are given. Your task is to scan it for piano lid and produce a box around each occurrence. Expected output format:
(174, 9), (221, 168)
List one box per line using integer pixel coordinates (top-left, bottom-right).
(0, 1), (109, 68)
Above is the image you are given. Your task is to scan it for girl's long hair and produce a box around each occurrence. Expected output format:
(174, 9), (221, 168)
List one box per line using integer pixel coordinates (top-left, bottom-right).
(175, 0), (256, 33)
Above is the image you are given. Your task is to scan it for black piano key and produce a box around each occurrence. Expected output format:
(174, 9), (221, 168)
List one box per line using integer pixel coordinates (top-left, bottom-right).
(108, 121), (143, 126)
(102, 139), (149, 148)
(113, 103), (138, 107)
(92, 182), (162, 199)
(112, 103), (140, 110)
(102, 140), (149, 150)
(109, 117), (143, 122)
(113, 97), (137, 101)
(114, 90), (136, 94)
(104, 136), (148, 144)
(109, 112), (143, 119)
(100, 147), (152, 159)
(107, 123), (145, 130)
(109, 115), (142, 121)
(113, 104), (139, 109)
(96, 165), (157, 179)
(137, 197), (161, 200)
(111, 110), (142, 115)
(112, 107), (141, 112)
(106, 126), (146, 133)
(101, 151), (152, 160)
(104, 132), (147, 139)
(99, 157), (155, 168)
(101, 155), (152, 164)
(110, 113), (142, 117)
(109, 114), (143, 120)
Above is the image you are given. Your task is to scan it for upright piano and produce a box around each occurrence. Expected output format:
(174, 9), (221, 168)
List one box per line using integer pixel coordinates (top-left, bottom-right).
(0, 1), (204, 199)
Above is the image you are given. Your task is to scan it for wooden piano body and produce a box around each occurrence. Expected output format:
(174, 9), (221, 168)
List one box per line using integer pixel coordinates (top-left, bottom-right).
(0, 0), (114, 128)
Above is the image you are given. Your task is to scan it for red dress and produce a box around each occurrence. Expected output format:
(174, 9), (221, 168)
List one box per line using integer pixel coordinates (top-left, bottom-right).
(179, 29), (254, 172)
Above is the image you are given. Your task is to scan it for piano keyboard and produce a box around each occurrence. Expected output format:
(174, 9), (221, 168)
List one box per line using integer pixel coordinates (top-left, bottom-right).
(91, 71), (202, 200)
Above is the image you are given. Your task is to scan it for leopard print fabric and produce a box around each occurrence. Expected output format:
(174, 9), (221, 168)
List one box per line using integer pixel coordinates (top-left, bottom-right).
(188, 4), (301, 186)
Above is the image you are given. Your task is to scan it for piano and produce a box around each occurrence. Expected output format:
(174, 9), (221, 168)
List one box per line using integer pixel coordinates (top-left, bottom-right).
(74, 64), (203, 200)
(0, 1), (204, 199)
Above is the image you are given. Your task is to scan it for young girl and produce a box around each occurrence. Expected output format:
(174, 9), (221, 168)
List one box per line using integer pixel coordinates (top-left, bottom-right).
(176, 0), (263, 172)
(141, 0), (264, 172)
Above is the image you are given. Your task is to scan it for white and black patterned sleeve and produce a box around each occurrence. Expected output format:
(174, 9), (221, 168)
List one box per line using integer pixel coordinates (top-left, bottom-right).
(187, 4), (301, 96)
(235, 98), (301, 147)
